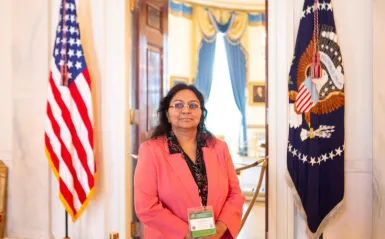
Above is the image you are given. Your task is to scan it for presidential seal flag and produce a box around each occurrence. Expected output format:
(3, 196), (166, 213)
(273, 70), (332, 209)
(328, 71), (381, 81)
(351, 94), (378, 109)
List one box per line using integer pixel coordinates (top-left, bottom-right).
(287, 0), (344, 238)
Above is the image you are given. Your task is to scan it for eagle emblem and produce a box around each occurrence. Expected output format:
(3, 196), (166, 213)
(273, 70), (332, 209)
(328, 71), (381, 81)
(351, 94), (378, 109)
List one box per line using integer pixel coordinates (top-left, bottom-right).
(289, 25), (345, 138)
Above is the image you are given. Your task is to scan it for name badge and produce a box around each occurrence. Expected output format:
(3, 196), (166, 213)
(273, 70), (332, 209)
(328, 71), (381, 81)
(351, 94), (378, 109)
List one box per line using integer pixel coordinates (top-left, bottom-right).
(187, 206), (216, 238)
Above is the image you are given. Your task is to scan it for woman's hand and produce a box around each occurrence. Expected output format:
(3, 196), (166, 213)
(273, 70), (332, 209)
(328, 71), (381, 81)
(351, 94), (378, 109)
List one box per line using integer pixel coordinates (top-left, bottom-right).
(215, 221), (227, 237)
(185, 232), (193, 239)
(199, 221), (228, 239)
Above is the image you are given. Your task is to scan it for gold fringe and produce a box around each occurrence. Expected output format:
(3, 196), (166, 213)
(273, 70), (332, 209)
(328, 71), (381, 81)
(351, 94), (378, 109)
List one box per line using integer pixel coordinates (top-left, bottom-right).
(248, 21), (265, 27)
(46, 146), (98, 222)
(286, 169), (345, 239)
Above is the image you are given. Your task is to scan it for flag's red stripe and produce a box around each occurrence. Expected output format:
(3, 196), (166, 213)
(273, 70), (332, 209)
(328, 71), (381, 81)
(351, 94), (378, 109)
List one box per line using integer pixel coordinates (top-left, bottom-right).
(297, 85), (308, 98)
(69, 81), (94, 149)
(299, 98), (312, 112)
(46, 101), (87, 203)
(60, 178), (77, 214)
(296, 91), (311, 109)
(45, 133), (60, 171)
(299, 94), (311, 109)
(296, 86), (309, 105)
(298, 96), (311, 112)
(50, 75), (94, 190)
(304, 101), (313, 111)
(69, 82), (94, 188)
(301, 103), (312, 112)
(298, 85), (305, 93)
(82, 68), (91, 90)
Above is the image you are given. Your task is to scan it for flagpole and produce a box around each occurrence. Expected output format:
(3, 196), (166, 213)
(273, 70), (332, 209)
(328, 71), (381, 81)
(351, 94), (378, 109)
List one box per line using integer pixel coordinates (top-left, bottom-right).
(64, 210), (69, 239)
(62, 1), (69, 238)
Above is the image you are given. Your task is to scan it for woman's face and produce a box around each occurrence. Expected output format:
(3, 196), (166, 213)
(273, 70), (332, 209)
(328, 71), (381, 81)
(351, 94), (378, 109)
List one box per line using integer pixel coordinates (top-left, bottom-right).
(167, 89), (202, 131)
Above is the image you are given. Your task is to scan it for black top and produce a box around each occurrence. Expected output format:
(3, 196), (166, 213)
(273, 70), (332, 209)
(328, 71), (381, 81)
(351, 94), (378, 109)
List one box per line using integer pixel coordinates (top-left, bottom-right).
(166, 131), (209, 206)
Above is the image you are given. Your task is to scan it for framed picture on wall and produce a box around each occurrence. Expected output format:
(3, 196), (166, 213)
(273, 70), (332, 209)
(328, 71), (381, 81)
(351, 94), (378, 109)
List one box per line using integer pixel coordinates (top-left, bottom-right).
(248, 82), (265, 105)
(170, 76), (189, 88)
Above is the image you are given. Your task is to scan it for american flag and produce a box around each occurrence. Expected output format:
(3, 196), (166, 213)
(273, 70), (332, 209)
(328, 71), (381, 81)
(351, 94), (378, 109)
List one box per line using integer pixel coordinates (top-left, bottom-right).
(44, 0), (95, 222)
(295, 81), (313, 113)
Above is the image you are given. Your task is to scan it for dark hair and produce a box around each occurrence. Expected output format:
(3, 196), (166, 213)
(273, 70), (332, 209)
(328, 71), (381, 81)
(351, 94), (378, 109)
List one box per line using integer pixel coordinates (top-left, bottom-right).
(149, 83), (214, 141)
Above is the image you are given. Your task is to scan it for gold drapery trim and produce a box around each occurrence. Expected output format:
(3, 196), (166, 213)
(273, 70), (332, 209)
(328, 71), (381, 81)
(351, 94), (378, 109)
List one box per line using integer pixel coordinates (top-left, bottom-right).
(195, 6), (248, 43)
(249, 21), (265, 27)
(196, 6), (217, 42)
(227, 12), (248, 43)
(239, 44), (249, 84)
(286, 170), (345, 239)
(180, 0), (265, 11)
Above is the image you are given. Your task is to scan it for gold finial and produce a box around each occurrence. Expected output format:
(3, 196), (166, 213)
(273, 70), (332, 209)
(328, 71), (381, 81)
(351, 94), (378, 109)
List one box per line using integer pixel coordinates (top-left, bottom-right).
(309, 128), (315, 139)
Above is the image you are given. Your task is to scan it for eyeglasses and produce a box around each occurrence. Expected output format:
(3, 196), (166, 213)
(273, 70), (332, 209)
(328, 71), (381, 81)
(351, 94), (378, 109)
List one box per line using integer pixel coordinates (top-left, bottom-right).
(169, 102), (201, 111)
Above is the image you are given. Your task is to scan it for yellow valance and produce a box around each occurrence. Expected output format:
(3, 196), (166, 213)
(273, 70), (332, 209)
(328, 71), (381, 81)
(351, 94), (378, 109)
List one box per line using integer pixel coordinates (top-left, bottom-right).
(195, 6), (248, 44)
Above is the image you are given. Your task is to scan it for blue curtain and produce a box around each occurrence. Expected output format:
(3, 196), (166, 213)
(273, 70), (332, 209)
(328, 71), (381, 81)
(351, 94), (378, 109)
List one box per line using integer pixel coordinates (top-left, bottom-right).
(195, 39), (216, 99)
(224, 40), (247, 156)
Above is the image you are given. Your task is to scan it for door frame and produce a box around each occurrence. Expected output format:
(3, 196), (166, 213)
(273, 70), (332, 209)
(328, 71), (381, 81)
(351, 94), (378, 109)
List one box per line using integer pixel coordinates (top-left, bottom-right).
(127, 0), (298, 238)
(266, 0), (295, 238)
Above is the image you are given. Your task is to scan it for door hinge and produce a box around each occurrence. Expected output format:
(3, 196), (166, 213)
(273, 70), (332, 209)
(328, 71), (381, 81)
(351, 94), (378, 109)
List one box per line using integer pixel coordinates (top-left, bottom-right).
(129, 109), (140, 125)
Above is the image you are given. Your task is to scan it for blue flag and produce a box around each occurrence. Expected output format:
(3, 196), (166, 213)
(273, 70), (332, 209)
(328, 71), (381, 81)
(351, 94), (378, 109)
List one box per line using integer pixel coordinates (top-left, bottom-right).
(286, 1), (344, 238)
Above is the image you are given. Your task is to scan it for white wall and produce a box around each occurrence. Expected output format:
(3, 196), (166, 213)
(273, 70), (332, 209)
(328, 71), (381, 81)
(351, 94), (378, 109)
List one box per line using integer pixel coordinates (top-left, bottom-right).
(0, 0), (13, 198)
(372, 0), (385, 238)
(168, 14), (193, 85)
(0, 0), (51, 238)
(321, 1), (372, 238)
(248, 25), (266, 82)
(0, 0), (133, 238)
(268, 0), (373, 238)
(246, 25), (266, 127)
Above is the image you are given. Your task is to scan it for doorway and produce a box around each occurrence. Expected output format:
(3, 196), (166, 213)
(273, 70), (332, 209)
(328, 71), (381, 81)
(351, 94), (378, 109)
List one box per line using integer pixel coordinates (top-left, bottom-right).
(130, 0), (268, 238)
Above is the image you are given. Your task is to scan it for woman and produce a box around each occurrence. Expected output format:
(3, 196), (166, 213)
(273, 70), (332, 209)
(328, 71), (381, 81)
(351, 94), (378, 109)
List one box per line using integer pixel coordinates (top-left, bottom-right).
(134, 83), (245, 239)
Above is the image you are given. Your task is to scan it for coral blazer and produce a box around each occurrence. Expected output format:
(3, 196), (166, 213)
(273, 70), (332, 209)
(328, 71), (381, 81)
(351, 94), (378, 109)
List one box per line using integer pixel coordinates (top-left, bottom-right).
(134, 136), (245, 239)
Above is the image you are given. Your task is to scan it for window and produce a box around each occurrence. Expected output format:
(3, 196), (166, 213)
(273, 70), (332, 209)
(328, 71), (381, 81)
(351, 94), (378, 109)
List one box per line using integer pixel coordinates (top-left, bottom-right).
(206, 33), (242, 157)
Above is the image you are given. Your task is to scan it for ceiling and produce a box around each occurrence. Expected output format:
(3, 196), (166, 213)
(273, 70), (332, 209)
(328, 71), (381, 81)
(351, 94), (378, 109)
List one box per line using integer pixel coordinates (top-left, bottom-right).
(181, 0), (265, 11)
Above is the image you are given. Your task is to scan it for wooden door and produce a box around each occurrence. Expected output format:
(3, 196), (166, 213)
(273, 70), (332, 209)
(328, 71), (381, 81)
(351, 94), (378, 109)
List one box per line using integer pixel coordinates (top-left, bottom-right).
(131, 0), (168, 238)
(135, 0), (167, 149)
